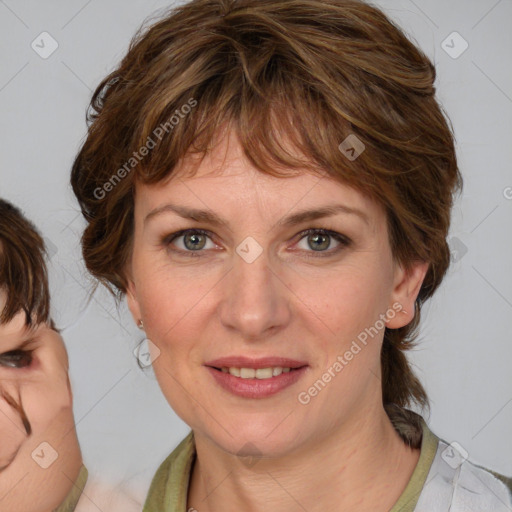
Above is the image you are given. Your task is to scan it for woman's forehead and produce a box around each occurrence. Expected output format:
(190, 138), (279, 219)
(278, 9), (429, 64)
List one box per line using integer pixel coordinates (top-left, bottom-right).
(137, 169), (378, 221)
(135, 173), (382, 242)
(137, 133), (371, 206)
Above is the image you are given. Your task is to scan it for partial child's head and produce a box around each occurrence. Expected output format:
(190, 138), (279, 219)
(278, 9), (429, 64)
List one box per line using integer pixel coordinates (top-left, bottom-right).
(0, 199), (81, 511)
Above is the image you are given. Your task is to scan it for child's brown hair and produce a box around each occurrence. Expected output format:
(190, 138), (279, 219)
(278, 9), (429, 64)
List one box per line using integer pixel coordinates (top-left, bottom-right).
(0, 198), (51, 326)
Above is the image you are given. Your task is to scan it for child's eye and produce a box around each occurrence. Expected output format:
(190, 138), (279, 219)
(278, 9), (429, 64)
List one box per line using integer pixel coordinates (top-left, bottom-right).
(0, 350), (33, 369)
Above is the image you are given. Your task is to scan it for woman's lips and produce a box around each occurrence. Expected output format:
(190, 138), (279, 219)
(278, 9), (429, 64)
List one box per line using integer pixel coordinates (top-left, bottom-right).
(206, 365), (308, 398)
(205, 356), (308, 369)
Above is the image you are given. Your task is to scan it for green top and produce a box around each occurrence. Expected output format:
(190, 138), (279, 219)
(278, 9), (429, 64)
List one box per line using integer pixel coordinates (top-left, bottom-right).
(54, 464), (88, 512)
(143, 417), (439, 512)
(48, 415), (511, 511)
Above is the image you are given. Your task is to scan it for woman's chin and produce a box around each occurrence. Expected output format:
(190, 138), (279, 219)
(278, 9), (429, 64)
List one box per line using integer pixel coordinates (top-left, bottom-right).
(196, 419), (310, 462)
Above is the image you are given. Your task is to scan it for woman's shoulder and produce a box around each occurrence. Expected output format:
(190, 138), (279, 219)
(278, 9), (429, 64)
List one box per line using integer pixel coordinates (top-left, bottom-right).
(388, 406), (511, 511)
(419, 426), (512, 511)
(447, 455), (512, 510)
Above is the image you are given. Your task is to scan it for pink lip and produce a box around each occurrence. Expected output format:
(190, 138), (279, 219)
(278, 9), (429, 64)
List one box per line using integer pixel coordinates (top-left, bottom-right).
(204, 356), (308, 370)
(206, 366), (308, 399)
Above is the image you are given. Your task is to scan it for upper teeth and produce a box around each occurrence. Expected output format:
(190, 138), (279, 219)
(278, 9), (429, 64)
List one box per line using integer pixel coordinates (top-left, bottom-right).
(221, 367), (292, 379)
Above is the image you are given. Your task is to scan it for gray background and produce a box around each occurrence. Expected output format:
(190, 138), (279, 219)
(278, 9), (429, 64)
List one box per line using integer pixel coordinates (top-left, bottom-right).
(0, 0), (511, 496)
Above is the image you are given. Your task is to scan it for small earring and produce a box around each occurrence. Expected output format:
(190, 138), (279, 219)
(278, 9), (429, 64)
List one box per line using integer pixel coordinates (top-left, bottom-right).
(137, 319), (144, 330)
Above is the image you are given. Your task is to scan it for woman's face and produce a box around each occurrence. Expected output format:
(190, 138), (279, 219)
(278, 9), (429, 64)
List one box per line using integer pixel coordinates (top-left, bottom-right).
(127, 131), (427, 458)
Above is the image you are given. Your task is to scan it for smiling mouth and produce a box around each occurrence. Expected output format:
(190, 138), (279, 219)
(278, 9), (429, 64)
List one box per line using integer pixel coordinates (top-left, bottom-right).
(206, 363), (308, 398)
(210, 366), (305, 379)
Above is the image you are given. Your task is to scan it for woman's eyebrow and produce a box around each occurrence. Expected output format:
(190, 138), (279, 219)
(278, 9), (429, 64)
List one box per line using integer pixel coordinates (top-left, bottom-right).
(144, 202), (369, 229)
(277, 204), (370, 228)
(144, 203), (229, 228)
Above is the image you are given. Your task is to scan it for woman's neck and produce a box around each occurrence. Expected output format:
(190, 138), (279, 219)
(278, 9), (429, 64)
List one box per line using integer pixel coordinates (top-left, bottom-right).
(187, 404), (421, 512)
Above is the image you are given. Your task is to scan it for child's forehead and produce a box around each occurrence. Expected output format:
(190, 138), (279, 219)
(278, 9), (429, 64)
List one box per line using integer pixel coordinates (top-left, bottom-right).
(0, 309), (32, 337)
(0, 291), (37, 336)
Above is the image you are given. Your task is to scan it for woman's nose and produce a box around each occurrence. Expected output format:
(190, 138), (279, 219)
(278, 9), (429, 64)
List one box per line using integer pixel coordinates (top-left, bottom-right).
(217, 241), (291, 340)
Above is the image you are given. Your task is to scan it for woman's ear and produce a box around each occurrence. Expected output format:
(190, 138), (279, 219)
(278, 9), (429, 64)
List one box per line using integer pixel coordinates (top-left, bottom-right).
(125, 278), (142, 328)
(386, 260), (429, 329)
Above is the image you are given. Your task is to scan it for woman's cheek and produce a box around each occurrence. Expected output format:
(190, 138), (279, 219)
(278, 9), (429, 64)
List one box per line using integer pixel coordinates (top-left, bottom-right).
(139, 274), (207, 333)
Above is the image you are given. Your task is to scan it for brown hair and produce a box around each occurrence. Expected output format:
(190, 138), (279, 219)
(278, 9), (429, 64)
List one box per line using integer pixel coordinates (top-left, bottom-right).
(0, 198), (52, 442)
(71, 0), (462, 412)
(0, 198), (51, 326)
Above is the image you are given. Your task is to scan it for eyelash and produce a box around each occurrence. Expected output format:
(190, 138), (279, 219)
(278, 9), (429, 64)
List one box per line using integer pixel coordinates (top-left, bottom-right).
(162, 228), (351, 259)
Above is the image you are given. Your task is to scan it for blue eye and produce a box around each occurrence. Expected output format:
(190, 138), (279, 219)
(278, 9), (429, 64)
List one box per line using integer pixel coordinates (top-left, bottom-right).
(162, 228), (351, 258)
(295, 228), (351, 256)
(164, 229), (215, 257)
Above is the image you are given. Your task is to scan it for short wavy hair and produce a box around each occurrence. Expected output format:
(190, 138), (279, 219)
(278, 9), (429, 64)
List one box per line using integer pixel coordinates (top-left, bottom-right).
(71, 0), (462, 413)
